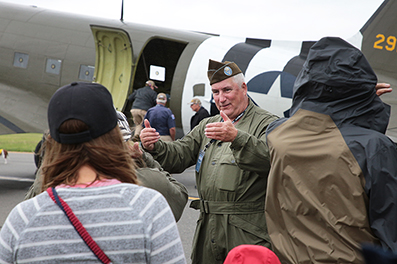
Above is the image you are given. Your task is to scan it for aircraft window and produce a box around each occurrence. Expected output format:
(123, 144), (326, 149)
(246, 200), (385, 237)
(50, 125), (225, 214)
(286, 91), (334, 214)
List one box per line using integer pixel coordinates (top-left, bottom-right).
(79, 65), (95, 81)
(193, 83), (205, 97)
(46, 59), (62, 75)
(149, 65), (165, 82)
(13, 52), (29, 68)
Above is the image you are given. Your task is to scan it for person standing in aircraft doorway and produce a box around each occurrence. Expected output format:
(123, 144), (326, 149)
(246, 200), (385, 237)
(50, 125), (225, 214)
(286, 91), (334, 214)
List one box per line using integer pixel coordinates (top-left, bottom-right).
(143, 93), (176, 142)
(189, 98), (210, 131)
(127, 80), (158, 139)
(139, 59), (279, 264)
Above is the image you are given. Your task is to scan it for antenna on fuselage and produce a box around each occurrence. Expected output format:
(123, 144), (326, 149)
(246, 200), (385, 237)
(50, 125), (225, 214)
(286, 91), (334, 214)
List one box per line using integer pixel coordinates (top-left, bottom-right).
(120, 0), (124, 21)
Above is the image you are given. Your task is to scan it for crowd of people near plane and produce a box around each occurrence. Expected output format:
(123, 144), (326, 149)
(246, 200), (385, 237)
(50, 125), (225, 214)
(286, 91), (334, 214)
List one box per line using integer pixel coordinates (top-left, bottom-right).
(1, 36), (397, 263)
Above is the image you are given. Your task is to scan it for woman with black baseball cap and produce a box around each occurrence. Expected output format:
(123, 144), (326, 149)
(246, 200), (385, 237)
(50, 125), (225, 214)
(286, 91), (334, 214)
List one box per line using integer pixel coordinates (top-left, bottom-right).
(0, 82), (186, 264)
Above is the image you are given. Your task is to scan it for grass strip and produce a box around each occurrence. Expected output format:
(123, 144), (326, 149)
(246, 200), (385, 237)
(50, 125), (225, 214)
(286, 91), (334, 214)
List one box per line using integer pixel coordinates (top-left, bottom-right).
(0, 133), (43, 152)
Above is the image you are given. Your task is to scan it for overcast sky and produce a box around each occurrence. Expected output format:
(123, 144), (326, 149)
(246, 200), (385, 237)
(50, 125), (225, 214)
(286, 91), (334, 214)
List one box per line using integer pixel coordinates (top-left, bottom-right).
(4, 0), (384, 41)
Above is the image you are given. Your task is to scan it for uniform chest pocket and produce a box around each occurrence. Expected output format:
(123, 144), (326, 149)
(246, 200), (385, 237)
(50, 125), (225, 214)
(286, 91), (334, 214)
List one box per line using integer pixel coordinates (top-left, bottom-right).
(215, 153), (241, 191)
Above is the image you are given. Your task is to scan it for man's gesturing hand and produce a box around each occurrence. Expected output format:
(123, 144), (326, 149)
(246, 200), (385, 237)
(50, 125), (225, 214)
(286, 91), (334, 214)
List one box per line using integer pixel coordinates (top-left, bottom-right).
(204, 111), (238, 142)
(140, 119), (160, 151)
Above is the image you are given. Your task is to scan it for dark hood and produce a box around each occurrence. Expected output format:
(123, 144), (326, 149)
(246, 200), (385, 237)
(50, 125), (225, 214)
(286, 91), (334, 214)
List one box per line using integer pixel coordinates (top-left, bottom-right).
(290, 37), (390, 134)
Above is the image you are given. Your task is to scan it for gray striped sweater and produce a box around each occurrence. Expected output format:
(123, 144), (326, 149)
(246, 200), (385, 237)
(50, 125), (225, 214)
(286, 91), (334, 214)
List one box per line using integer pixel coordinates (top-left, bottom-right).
(0, 183), (186, 263)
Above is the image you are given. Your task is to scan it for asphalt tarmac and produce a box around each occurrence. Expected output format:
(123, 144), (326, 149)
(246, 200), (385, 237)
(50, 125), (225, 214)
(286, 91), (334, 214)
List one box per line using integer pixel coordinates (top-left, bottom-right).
(0, 152), (199, 263)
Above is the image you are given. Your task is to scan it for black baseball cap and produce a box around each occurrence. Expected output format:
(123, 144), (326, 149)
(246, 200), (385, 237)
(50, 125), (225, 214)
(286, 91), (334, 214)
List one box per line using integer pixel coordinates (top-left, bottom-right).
(48, 82), (118, 144)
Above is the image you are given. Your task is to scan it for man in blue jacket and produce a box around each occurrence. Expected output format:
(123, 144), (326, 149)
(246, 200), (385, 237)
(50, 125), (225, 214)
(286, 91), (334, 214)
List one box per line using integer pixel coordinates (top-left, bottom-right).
(144, 93), (176, 141)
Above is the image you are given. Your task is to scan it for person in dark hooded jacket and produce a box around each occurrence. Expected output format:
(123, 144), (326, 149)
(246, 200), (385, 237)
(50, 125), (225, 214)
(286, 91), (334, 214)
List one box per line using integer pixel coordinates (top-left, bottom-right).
(265, 37), (397, 264)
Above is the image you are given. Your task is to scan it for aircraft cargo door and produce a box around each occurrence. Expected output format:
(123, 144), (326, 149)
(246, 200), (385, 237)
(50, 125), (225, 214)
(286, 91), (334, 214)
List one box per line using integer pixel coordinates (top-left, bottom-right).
(91, 26), (133, 111)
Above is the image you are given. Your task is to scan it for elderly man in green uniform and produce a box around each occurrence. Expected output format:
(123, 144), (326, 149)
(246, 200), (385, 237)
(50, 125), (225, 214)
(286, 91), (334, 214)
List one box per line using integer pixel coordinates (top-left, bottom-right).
(140, 59), (278, 263)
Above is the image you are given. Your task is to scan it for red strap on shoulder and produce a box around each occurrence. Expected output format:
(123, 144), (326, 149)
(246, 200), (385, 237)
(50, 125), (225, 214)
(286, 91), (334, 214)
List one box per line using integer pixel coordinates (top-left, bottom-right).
(47, 187), (112, 264)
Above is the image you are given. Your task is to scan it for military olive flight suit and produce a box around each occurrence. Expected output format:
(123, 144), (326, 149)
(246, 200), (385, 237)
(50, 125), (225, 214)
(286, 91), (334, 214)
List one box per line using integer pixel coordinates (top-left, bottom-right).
(148, 99), (278, 263)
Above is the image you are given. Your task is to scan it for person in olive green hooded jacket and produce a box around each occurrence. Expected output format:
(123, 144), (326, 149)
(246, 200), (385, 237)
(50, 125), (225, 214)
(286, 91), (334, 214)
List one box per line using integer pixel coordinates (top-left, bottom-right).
(140, 59), (279, 264)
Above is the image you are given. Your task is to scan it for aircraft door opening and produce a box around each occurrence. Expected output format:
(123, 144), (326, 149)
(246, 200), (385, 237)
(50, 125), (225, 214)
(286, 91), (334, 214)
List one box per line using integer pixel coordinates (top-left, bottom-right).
(132, 38), (187, 103)
(90, 26), (133, 111)
(130, 38), (187, 138)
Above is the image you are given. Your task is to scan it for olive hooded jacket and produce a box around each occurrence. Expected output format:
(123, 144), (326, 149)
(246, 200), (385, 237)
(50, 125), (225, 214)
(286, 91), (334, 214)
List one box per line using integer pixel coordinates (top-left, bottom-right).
(265, 37), (397, 263)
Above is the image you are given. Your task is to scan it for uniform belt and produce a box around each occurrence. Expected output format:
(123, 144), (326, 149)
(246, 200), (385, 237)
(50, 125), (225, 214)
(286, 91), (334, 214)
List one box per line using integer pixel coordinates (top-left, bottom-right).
(189, 199), (264, 214)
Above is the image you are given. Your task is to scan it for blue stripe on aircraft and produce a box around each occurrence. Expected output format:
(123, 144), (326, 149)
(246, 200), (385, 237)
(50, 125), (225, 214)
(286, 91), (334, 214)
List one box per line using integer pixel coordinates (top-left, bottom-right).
(0, 116), (25, 133)
(247, 71), (295, 118)
(247, 71), (279, 94)
(223, 41), (269, 74)
(247, 71), (295, 98)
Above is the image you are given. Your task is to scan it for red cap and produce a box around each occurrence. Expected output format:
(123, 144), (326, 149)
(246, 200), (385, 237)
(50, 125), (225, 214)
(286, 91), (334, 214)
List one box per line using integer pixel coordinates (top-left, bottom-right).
(224, 245), (281, 264)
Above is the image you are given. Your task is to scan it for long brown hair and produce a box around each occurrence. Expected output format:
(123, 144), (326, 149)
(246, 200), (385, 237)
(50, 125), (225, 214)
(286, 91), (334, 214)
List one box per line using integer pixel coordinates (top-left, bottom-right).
(41, 119), (138, 191)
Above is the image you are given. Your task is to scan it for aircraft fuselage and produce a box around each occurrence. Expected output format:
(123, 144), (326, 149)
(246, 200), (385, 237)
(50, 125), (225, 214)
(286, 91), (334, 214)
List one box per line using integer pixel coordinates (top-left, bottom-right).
(1, 1), (397, 140)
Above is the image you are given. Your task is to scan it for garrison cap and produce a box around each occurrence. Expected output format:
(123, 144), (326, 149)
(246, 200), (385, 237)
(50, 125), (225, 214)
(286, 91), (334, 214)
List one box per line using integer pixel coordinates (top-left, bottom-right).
(207, 59), (242, 85)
